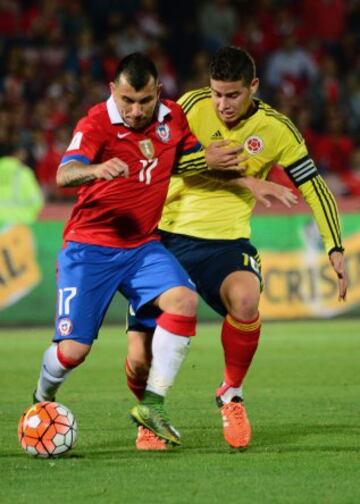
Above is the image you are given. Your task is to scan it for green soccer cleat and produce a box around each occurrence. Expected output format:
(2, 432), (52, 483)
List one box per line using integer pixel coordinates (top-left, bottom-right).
(130, 404), (181, 446)
(32, 390), (40, 404)
(32, 390), (55, 404)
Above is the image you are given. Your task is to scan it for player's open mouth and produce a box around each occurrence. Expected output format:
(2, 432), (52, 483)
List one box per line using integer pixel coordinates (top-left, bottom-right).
(221, 111), (235, 119)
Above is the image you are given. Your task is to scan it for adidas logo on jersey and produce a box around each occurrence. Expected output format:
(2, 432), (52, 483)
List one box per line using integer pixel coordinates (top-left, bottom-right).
(211, 130), (223, 140)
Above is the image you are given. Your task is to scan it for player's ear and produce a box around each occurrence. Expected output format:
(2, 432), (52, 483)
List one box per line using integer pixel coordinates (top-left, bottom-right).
(156, 81), (163, 98)
(250, 78), (259, 96)
(109, 81), (116, 94)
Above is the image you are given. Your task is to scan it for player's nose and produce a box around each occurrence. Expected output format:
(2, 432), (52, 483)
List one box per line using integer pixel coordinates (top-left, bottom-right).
(131, 103), (143, 117)
(217, 97), (228, 111)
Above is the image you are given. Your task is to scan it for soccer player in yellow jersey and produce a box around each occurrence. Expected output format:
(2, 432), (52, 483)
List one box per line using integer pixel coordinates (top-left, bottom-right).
(126, 47), (348, 450)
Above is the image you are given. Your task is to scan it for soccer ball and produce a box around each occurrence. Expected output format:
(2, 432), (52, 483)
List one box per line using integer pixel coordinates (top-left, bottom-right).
(18, 402), (78, 457)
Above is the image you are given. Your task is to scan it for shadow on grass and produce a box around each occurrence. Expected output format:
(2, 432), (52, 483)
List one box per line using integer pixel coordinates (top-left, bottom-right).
(0, 451), (85, 459)
(4, 423), (359, 460)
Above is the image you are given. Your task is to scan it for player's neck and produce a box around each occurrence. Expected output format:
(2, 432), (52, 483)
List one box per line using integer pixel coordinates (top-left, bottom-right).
(223, 100), (257, 129)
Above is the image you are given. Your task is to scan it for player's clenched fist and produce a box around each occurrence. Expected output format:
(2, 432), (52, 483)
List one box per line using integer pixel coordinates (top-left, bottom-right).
(94, 158), (129, 180)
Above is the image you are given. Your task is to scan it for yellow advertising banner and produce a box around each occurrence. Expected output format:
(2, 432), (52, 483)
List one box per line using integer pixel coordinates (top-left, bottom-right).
(0, 225), (41, 309)
(260, 232), (360, 319)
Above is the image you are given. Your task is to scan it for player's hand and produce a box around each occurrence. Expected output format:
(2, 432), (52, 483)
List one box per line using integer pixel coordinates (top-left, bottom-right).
(205, 140), (248, 172)
(329, 250), (347, 301)
(249, 178), (298, 208)
(93, 158), (129, 180)
(242, 178), (298, 208)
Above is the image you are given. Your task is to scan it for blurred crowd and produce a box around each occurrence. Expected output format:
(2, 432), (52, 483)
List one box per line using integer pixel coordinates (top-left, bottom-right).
(0, 0), (359, 204)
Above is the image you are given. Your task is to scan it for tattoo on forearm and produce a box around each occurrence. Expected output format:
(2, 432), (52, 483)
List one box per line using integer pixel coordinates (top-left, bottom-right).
(58, 163), (95, 187)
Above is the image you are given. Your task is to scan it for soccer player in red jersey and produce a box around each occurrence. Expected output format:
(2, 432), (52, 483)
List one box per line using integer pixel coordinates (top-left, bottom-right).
(32, 52), (218, 446)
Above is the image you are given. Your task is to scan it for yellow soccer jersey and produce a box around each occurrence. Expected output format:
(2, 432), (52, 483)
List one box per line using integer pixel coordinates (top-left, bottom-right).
(160, 88), (343, 254)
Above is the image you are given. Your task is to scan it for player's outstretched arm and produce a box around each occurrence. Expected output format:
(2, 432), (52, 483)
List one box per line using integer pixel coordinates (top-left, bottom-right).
(234, 176), (298, 208)
(199, 169), (298, 208)
(329, 250), (348, 301)
(56, 158), (129, 187)
(282, 156), (347, 302)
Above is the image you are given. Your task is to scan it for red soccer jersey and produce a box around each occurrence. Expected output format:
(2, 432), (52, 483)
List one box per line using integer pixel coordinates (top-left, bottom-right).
(60, 96), (202, 248)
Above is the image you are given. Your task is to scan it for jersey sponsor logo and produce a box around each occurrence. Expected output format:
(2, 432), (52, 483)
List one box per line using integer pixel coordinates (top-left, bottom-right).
(67, 132), (83, 151)
(139, 139), (155, 159)
(156, 123), (171, 142)
(117, 131), (131, 139)
(211, 130), (223, 140)
(244, 135), (264, 154)
(57, 317), (73, 337)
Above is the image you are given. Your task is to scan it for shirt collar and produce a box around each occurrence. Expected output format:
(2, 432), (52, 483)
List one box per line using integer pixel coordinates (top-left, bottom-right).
(106, 95), (171, 126)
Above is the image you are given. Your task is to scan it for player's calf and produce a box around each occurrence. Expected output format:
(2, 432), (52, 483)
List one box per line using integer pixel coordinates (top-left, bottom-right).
(34, 342), (87, 402)
(125, 357), (149, 401)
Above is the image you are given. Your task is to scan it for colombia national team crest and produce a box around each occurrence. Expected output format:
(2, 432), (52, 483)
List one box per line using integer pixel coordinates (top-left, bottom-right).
(244, 135), (264, 154)
(156, 123), (171, 142)
(139, 139), (155, 159)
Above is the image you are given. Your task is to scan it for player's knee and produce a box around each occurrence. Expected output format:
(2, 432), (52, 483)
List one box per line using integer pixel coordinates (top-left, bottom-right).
(228, 294), (259, 321)
(57, 340), (91, 369)
(180, 288), (198, 315)
(160, 286), (198, 316)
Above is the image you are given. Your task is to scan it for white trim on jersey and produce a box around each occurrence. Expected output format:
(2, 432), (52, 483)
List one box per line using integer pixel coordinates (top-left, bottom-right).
(106, 95), (171, 126)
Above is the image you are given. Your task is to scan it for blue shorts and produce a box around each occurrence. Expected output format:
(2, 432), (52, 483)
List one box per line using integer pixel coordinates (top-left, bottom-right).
(127, 231), (262, 331)
(54, 240), (195, 344)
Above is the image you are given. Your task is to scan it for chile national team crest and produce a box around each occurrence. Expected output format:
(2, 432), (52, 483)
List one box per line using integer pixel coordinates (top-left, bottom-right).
(57, 317), (73, 337)
(244, 135), (264, 154)
(156, 123), (171, 142)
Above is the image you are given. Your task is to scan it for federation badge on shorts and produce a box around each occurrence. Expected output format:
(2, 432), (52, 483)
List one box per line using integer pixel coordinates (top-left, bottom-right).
(244, 135), (264, 154)
(57, 317), (73, 337)
(156, 123), (171, 142)
(139, 139), (155, 159)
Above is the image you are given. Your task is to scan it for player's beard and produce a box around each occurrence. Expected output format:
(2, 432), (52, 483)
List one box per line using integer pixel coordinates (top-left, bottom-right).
(127, 101), (160, 130)
(128, 116), (148, 129)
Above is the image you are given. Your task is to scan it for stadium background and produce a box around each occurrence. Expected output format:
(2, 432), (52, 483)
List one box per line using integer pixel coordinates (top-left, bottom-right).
(1, 0), (360, 324)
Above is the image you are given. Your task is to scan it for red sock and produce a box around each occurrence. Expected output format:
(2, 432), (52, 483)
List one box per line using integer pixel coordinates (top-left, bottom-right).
(125, 358), (147, 401)
(221, 313), (261, 387)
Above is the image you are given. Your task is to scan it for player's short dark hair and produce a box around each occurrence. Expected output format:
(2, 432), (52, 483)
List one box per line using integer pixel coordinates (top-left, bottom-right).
(114, 52), (158, 90)
(210, 46), (256, 86)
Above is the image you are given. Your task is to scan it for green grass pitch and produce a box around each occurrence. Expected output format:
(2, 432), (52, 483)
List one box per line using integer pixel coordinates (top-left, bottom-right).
(1, 320), (360, 504)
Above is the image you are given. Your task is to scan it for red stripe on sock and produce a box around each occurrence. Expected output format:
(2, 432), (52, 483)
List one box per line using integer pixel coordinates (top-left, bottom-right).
(221, 313), (261, 387)
(57, 345), (84, 369)
(156, 312), (196, 336)
(125, 358), (147, 401)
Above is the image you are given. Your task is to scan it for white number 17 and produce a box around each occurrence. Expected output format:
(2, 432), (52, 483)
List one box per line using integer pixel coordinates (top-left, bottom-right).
(139, 159), (158, 184)
(58, 287), (77, 316)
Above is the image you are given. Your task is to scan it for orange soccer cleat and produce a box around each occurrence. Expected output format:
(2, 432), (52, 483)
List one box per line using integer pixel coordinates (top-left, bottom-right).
(135, 426), (167, 451)
(217, 397), (252, 449)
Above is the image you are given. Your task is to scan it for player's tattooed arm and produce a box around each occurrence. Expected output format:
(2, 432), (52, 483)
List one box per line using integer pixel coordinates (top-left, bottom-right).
(56, 159), (129, 187)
